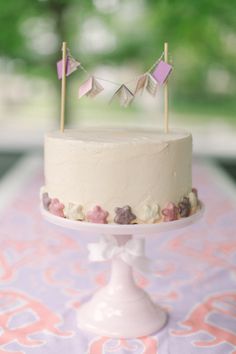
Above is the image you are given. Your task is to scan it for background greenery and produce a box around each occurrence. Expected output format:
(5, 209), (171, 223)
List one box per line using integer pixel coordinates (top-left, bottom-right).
(0, 0), (236, 124)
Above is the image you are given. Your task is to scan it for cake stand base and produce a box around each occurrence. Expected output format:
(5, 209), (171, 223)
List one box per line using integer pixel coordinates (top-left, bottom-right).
(77, 252), (167, 338)
(77, 289), (167, 338)
(41, 204), (204, 338)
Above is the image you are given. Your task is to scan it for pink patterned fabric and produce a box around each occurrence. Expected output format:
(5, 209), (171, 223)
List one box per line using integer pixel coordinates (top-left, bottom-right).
(0, 160), (236, 353)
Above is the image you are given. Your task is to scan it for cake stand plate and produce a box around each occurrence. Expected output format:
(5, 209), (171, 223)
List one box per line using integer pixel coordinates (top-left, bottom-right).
(41, 204), (204, 338)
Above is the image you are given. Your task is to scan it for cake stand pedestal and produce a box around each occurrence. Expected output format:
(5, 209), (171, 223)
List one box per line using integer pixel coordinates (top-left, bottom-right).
(41, 204), (204, 338)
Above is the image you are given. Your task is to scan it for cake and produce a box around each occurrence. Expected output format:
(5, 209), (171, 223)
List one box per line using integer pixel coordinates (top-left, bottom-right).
(41, 127), (199, 224)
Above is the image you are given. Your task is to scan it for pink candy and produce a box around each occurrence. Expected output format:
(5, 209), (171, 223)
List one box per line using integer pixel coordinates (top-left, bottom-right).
(86, 206), (109, 224)
(49, 198), (65, 218)
(192, 188), (198, 198)
(162, 202), (179, 222)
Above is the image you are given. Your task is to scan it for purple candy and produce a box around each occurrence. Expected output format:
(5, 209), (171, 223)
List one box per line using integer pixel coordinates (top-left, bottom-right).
(42, 193), (51, 210)
(114, 205), (136, 224)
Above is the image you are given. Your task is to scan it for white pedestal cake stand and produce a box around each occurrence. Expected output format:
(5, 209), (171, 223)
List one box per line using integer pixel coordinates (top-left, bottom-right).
(41, 204), (204, 338)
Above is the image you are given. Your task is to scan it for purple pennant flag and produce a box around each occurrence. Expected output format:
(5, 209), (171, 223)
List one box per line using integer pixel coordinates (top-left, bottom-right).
(57, 56), (80, 79)
(152, 60), (173, 85)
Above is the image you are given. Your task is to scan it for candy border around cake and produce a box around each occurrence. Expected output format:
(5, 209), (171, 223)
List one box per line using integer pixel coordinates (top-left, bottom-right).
(40, 186), (200, 225)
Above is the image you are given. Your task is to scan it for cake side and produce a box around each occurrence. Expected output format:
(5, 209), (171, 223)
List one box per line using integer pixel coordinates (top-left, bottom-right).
(42, 128), (197, 224)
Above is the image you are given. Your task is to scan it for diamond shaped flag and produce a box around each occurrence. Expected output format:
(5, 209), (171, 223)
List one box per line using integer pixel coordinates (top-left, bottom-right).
(134, 74), (148, 95)
(57, 56), (80, 80)
(78, 76), (104, 99)
(146, 73), (158, 96)
(110, 84), (134, 107)
(152, 60), (173, 85)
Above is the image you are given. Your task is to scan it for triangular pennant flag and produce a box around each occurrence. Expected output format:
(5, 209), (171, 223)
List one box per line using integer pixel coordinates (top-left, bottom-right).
(88, 77), (104, 98)
(110, 84), (134, 107)
(78, 76), (104, 99)
(146, 73), (158, 96)
(134, 74), (148, 95)
(68, 55), (80, 74)
(152, 60), (173, 85)
(57, 55), (80, 80)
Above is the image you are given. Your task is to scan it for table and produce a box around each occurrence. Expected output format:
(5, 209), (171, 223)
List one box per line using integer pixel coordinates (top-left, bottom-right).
(0, 153), (235, 354)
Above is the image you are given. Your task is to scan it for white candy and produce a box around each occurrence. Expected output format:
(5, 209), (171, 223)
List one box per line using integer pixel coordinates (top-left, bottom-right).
(139, 203), (161, 223)
(65, 203), (84, 221)
(188, 192), (198, 212)
(40, 185), (47, 198)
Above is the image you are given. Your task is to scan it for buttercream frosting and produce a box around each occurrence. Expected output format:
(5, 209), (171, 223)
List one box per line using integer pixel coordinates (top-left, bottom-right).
(44, 127), (192, 223)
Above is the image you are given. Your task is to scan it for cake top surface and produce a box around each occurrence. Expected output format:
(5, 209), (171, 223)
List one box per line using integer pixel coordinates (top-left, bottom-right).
(46, 128), (191, 144)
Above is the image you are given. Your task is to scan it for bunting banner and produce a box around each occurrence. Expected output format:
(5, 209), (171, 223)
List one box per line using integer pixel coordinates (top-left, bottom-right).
(134, 74), (147, 95)
(152, 60), (173, 85)
(56, 47), (173, 107)
(78, 76), (104, 99)
(145, 74), (158, 96)
(110, 84), (134, 107)
(57, 55), (80, 79)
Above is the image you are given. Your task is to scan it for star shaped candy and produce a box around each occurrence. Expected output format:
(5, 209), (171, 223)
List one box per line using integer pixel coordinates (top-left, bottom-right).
(42, 192), (51, 210)
(192, 188), (198, 198)
(188, 189), (198, 213)
(49, 198), (65, 218)
(139, 203), (161, 223)
(178, 197), (191, 218)
(161, 202), (179, 222)
(66, 203), (84, 221)
(86, 205), (109, 224)
(114, 205), (136, 224)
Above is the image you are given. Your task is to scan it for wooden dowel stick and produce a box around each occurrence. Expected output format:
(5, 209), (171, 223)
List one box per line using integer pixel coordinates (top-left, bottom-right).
(60, 41), (67, 133)
(164, 42), (169, 133)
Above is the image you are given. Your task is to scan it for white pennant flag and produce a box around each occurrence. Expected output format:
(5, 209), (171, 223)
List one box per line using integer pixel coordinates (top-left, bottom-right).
(146, 74), (158, 96)
(110, 84), (134, 107)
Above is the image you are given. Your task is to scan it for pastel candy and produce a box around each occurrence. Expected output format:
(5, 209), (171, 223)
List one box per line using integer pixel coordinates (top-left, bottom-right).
(178, 197), (191, 217)
(162, 202), (178, 222)
(86, 205), (109, 224)
(49, 198), (65, 218)
(66, 203), (84, 220)
(188, 189), (198, 212)
(139, 203), (160, 223)
(42, 192), (51, 210)
(114, 205), (136, 224)
(192, 188), (198, 198)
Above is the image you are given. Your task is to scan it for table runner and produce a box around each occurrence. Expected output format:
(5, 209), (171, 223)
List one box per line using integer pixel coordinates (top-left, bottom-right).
(0, 155), (235, 354)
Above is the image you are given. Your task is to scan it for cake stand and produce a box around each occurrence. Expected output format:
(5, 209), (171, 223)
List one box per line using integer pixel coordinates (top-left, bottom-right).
(41, 204), (204, 338)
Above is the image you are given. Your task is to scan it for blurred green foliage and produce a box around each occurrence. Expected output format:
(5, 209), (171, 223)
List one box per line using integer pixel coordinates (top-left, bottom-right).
(1, 0), (236, 118)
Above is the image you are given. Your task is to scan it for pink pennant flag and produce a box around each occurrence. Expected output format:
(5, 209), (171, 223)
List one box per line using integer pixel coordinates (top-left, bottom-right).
(134, 74), (158, 97)
(134, 74), (148, 95)
(78, 77), (104, 99)
(152, 60), (173, 85)
(57, 56), (80, 79)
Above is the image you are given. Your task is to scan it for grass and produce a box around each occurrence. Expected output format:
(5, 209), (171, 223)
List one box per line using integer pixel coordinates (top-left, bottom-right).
(0, 152), (24, 179)
(173, 96), (236, 123)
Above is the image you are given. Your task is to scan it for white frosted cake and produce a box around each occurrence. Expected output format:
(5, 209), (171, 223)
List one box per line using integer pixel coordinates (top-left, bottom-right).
(41, 128), (199, 224)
